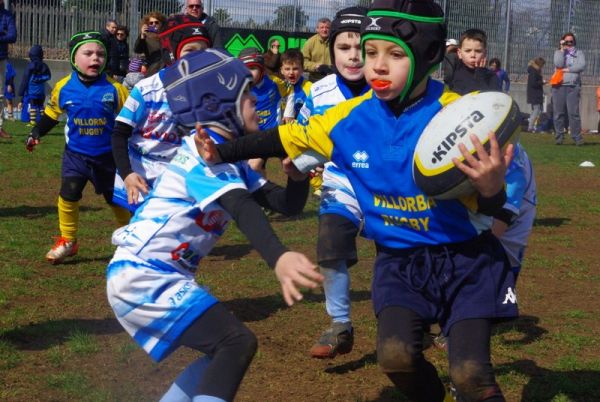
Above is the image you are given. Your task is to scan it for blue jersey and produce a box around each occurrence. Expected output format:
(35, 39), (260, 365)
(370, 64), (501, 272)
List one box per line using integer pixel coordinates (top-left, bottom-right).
(253, 75), (283, 130)
(45, 72), (129, 156)
(280, 79), (492, 249)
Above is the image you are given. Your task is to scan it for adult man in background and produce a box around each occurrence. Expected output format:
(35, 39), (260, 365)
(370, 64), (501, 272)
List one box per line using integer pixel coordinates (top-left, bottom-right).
(0, 0), (16, 138)
(100, 19), (118, 77)
(184, 0), (222, 47)
(302, 17), (332, 82)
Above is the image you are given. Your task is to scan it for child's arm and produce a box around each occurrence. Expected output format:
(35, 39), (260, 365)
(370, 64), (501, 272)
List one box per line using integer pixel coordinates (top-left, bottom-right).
(217, 186), (322, 305)
(25, 114), (59, 152)
(112, 121), (149, 204)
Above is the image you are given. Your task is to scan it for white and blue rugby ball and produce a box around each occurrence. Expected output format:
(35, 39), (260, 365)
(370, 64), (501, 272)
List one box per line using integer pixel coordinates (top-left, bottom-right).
(413, 91), (520, 200)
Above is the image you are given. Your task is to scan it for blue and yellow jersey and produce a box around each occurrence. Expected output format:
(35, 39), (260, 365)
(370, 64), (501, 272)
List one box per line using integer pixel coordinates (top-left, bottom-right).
(279, 79), (492, 249)
(272, 75), (312, 119)
(45, 72), (129, 156)
(253, 75), (284, 130)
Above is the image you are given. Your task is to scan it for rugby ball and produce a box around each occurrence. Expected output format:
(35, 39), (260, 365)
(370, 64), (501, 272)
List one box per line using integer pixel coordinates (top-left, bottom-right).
(413, 91), (520, 200)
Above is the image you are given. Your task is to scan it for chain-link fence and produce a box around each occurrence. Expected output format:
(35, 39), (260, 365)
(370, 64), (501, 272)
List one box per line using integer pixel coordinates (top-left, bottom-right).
(8, 0), (600, 84)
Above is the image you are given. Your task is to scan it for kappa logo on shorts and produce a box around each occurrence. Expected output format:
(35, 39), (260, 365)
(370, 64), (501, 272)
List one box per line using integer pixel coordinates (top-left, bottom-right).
(502, 287), (517, 304)
(352, 150), (369, 169)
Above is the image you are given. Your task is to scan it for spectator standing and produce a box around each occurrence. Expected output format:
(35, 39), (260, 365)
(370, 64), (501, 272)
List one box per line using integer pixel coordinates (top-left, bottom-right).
(123, 56), (145, 90)
(134, 11), (166, 77)
(448, 29), (498, 95)
(18, 44), (51, 126)
(184, 0), (223, 47)
(100, 19), (119, 76)
(110, 26), (130, 82)
(3, 60), (15, 120)
(263, 38), (282, 78)
(302, 17), (332, 82)
(489, 58), (510, 92)
(0, 0), (16, 138)
(552, 32), (585, 145)
(526, 57), (545, 132)
(442, 38), (459, 85)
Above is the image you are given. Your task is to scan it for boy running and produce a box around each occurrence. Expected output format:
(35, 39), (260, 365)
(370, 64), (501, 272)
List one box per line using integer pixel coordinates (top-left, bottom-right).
(107, 48), (321, 402)
(196, 1), (517, 400)
(26, 31), (130, 264)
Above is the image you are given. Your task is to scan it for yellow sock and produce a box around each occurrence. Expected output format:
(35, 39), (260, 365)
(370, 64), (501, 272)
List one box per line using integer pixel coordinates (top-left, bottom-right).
(111, 205), (131, 227)
(310, 175), (323, 192)
(58, 196), (79, 241)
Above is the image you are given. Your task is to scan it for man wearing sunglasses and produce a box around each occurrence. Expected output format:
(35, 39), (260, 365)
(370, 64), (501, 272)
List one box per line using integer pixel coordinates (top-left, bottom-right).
(553, 32), (586, 146)
(184, 0), (223, 47)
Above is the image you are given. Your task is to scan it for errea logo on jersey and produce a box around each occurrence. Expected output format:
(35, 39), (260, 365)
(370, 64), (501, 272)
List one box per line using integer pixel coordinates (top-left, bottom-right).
(352, 150), (369, 168)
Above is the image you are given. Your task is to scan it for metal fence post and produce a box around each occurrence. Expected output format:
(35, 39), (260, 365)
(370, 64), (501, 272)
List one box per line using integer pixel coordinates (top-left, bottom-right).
(503, 0), (511, 73)
(293, 0), (299, 32)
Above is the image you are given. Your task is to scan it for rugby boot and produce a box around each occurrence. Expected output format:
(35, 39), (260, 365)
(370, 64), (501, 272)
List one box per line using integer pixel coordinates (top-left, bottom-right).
(46, 236), (79, 264)
(309, 321), (354, 358)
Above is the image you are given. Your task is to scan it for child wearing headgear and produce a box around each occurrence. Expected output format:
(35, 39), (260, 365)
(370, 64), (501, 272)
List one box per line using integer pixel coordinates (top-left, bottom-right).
(107, 48), (321, 402)
(18, 44), (51, 126)
(25, 31), (130, 264)
(111, 14), (211, 212)
(295, 6), (370, 359)
(197, 1), (517, 400)
(122, 56), (145, 90)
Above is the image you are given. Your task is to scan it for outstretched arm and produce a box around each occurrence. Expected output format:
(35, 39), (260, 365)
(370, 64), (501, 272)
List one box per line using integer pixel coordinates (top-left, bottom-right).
(218, 188), (322, 305)
(195, 123), (286, 164)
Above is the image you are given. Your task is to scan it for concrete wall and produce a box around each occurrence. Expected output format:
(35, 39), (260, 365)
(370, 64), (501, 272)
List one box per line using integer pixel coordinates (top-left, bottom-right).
(9, 58), (600, 131)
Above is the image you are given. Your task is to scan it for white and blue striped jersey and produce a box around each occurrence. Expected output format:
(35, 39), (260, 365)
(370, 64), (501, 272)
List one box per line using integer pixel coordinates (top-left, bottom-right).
(298, 74), (368, 227)
(107, 132), (266, 361)
(115, 70), (189, 181)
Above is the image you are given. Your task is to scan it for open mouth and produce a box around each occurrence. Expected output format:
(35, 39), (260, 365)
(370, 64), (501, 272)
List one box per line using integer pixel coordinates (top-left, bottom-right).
(371, 79), (391, 90)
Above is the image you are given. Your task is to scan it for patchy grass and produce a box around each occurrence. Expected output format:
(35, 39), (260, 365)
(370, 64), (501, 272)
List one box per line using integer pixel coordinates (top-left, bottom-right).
(1, 122), (600, 401)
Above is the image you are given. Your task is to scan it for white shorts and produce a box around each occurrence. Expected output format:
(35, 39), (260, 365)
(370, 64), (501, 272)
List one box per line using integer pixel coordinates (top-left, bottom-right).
(106, 249), (218, 362)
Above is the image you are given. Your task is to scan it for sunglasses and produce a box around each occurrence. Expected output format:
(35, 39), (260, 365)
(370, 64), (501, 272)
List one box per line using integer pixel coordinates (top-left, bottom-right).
(564, 40), (574, 45)
(116, 32), (126, 36)
(148, 20), (160, 26)
(187, 4), (202, 9)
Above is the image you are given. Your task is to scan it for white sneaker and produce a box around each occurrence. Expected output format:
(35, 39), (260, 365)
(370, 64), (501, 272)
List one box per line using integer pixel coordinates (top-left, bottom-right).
(46, 236), (79, 264)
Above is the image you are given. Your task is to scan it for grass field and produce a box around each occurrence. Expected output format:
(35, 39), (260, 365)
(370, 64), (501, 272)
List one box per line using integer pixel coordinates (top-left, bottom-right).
(1, 119), (600, 402)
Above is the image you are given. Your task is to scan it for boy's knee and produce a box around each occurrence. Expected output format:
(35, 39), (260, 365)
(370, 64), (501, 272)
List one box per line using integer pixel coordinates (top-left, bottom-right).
(377, 336), (419, 373)
(225, 325), (258, 363)
(450, 360), (502, 401)
(60, 177), (86, 202)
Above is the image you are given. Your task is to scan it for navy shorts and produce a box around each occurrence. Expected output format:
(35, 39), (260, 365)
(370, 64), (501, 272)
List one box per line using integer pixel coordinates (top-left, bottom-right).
(372, 232), (518, 336)
(61, 147), (116, 196)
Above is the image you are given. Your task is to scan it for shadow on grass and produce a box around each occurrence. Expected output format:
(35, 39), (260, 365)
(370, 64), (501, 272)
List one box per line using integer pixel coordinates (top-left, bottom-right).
(324, 351), (377, 375)
(224, 290), (372, 322)
(0, 318), (122, 351)
(496, 359), (600, 402)
(0, 205), (102, 219)
(533, 217), (570, 227)
(58, 255), (114, 265)
(493, 315), (547, 345)
(208, 244), (253, 260)
(368, 386), (409, 401)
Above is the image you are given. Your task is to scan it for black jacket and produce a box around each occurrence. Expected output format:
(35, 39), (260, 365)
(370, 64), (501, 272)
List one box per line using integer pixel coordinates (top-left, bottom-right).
(526, 65), (544, 105)
(448, 61), (499, 95)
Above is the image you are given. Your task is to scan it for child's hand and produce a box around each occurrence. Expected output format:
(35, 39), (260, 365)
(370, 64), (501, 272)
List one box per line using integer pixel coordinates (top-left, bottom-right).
(7, 85), (12, 94)
(282, 117), (295, 124)
(124, 172), (149, 205)
(452, 132), (513, 197)
(274, 251), (323, 306)
(194, 123), (222, 164)
(281, 157), (307, 181)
